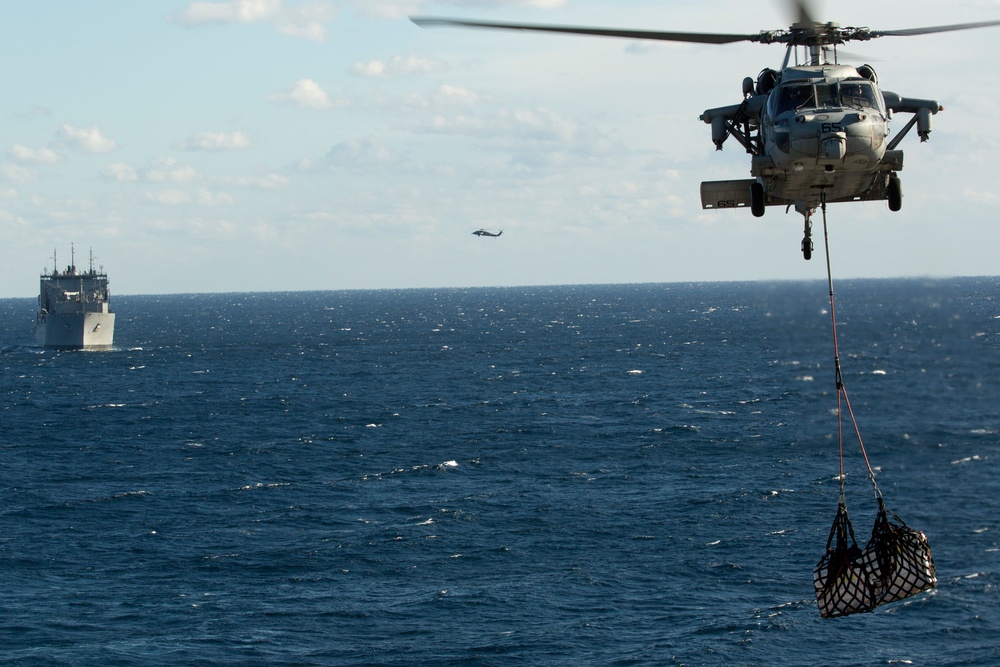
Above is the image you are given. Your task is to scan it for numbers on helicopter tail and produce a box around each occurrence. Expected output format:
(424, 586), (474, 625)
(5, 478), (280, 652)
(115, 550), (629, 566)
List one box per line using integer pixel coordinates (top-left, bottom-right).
(714, 200), (744, 208)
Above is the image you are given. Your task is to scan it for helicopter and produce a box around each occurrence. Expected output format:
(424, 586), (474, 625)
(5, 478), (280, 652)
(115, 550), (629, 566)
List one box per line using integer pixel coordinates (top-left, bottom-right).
(412, 4), (1000, 260)
(473, 229), (503, 238)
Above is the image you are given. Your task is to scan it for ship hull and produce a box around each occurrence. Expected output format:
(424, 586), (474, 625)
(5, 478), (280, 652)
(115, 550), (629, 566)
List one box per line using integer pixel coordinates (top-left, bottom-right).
(35, 312), (116, 349)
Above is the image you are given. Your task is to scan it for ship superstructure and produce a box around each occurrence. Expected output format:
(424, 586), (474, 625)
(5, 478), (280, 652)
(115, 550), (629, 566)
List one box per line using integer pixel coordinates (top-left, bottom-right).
(35, 247), (115, 349)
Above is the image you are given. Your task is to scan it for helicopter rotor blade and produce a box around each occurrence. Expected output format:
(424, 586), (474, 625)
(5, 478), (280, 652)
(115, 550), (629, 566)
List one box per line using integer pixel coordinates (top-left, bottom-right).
(411, 17), (761, 45)
(870, 19), (1000, 38)
(789, 0), (819, 28)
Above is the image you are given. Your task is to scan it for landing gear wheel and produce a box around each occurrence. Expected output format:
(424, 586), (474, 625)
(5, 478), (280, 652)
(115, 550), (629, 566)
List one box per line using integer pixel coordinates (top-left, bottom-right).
(887, 174), (902, 212)
(750, 182), (766, 218)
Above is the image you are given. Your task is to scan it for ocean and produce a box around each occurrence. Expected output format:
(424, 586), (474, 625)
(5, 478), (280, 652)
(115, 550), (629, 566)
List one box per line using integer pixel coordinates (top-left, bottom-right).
(0, 279), (997, 666)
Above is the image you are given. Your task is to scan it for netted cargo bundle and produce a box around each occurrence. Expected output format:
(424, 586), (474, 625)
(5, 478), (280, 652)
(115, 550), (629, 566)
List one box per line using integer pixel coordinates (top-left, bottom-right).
(862, 498), (937, 605)
(815, 497), (937, 618)
(814, 501), (879, 618)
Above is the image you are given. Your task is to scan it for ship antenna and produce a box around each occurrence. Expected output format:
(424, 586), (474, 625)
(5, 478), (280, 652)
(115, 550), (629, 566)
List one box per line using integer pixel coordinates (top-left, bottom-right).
(71, 243), (75, 274)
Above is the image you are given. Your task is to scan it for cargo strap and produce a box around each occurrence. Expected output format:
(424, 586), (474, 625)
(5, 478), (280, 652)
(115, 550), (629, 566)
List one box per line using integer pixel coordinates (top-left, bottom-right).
(819, 193), (880, 500)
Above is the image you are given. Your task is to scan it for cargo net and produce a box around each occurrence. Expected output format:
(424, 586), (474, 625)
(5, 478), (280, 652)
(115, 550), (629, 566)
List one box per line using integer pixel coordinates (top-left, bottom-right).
(813, 198), (937, 618)
(814, 497), (937, 618)
(862, 497), (937, 606)
(815, 501), (876, 617)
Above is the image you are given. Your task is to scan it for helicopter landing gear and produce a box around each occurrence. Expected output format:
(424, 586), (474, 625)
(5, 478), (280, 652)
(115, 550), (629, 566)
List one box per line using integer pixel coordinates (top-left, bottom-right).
(750, 182), (766, 218)
(887, 173), (902, 212)
(801, 211), (814, 260)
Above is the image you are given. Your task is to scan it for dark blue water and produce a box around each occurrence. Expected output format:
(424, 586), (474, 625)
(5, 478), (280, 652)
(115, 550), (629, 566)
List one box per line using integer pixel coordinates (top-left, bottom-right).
(1, 279), (997, 666)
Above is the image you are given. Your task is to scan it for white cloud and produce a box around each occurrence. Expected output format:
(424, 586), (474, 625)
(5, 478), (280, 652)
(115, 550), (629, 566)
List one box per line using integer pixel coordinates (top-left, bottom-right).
(484, 0), (569, 9)
(103, 158), (199, 183)
(227, 173), (290, 189)
(143, 157), (199, 182)
(8, 145), (61, 164)
(266, 79), (346, 110)
(276, 3), (337, 40)
(103, 163), (139, 182)
(326, 137), (404, 168)
(292, 156), (318, 173)
(407, 87), (619, 156)
(196, 188), (236, 205)
(146, 189), (190, 205)
(351, 55), (442, 79)
(962, 187), (998, 203)
(56, 123), (117, 154)
(348, 0), (567, 20)
(394, 84), (480, 114)
(179, 131), (252, 152)
(0, 164), (37, 183)
(179, 0), (282, 23)
(173, 0), (338, 41)
(435, 84), (480, 106)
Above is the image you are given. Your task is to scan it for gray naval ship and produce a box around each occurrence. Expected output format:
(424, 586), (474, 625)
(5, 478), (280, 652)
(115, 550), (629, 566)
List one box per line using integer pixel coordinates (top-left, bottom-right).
(35, 248), (115, 349)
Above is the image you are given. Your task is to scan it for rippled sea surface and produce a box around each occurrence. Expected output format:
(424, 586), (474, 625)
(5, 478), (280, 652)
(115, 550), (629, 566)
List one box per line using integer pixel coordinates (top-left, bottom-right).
(1, 279), (997, 666)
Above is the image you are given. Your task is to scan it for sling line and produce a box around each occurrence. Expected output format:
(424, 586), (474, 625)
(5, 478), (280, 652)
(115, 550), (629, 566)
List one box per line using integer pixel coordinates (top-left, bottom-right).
(819, 193), (880, 503)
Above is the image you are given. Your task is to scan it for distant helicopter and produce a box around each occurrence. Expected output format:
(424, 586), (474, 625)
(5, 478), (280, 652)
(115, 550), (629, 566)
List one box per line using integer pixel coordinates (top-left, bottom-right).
(413, 3), (1000, 259)
(473, 229), (503, 237)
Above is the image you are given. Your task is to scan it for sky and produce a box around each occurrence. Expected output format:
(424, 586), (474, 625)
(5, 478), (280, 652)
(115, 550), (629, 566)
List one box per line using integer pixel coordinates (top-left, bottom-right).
(2, 0), (999, 297)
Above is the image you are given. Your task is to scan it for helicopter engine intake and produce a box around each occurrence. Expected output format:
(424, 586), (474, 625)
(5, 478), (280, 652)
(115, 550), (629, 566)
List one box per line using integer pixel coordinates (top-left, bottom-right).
(756, 68), (779, 95)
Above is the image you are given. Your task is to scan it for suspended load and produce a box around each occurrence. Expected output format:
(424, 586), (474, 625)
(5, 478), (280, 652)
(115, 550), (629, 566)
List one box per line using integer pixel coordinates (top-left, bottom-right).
(815, 501), (877, 618)
(811, 194), (937, 618)
(814, 496), (937, 618)
(862, 498), (937, 606)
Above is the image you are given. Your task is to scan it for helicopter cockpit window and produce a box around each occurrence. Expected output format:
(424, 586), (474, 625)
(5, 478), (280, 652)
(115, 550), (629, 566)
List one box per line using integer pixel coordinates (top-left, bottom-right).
(771, 84), (815, 115)
(840, 80), (881, 111)
(815, 84), (839, 109)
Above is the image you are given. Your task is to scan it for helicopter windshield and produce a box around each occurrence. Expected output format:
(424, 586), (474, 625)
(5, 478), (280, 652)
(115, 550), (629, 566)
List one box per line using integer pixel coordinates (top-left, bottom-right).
(815, 84), (839, 108)
(840, 80), (881, 110)
(770, 80), (882, 115)
(772, 84), (815, 114)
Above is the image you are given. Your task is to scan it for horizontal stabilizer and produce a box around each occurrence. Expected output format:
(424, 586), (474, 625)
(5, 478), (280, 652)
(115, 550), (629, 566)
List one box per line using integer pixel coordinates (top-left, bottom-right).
(703, 174), (897, 210)
(701, 179), (755, 209)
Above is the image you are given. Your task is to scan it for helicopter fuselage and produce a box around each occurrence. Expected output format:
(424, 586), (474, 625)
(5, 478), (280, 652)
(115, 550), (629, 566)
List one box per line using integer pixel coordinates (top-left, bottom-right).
(700, 63), (939, 219)
(756, 65), (889, 205)
(700, 60), (942, 258)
